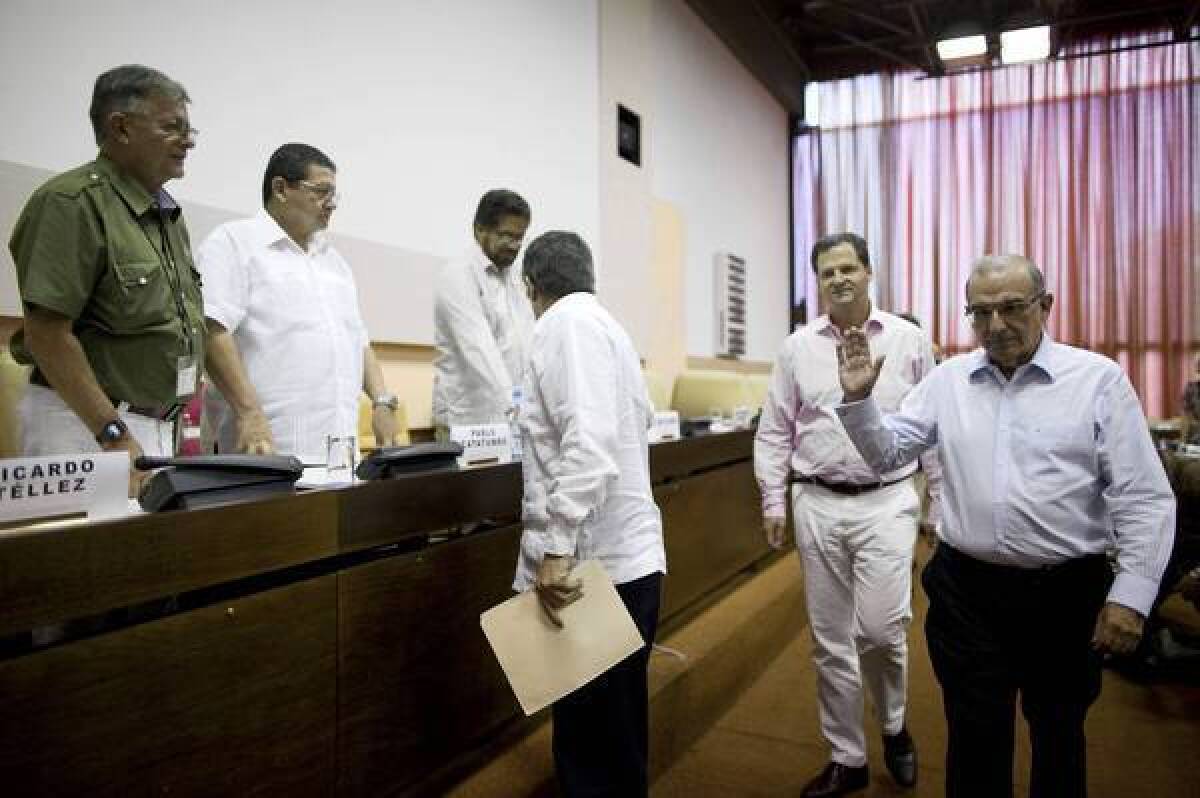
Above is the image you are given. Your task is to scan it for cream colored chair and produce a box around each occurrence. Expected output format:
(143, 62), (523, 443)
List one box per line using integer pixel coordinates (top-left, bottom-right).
(358, 395), (411, 452)
(0, 348), (31, 457)
(741, 373), (772, 415)
(669, 369), (747, 419)
(642, 369), (673, 412)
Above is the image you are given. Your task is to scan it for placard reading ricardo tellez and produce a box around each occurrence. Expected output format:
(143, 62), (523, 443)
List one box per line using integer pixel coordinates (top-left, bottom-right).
(0, 452), (130, 524)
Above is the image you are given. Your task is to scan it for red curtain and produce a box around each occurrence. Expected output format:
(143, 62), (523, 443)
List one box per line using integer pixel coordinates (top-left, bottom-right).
(793, 31), (1199, 417)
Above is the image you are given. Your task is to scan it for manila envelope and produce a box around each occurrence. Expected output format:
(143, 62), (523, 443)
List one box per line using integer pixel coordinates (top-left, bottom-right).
(480, 560), (645, 715)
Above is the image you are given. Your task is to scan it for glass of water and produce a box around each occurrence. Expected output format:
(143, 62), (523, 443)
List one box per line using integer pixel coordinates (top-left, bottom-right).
(326, 435), (357, 484)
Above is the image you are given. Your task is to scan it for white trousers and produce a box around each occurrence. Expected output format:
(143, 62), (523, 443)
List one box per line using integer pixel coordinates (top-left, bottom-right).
(19, 384), (174, 458)
(792, 478), (919, 767)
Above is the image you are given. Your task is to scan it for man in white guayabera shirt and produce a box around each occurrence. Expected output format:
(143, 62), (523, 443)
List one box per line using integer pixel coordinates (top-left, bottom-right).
(432, 189), (534, 437)
(197, 143), (398, 463)
(512, 231), (666, 798)
(836, 254), (1175, 798)
(755, 232), (939, 797)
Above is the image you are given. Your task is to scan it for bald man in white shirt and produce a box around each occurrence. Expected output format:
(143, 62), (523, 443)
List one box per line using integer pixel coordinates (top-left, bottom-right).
(513, 231), (666, 798)
(836, 254), (1176, 798)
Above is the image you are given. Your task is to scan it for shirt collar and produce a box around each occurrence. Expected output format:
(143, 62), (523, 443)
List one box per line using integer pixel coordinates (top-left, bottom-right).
(251, 208), (328, 254)
(94, 154), (181, 221)
(540, 291), (596, 322)
(968, 332), (1058, 382)
(814, 303), (885, 338)
(471, 240), (512, 278)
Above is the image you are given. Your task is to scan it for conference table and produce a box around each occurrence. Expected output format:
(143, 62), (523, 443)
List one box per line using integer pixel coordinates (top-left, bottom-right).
(0, 430), (771, 797)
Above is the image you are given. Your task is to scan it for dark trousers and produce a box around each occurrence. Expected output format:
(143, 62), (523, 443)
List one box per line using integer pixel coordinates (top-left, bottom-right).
(922, 545), (1111, 798)
(552, 571), (663, 798)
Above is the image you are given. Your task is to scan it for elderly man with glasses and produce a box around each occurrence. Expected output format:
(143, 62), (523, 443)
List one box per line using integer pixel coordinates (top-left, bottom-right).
(10, 65), (206, 497)
(197, 142), (398, 462)
(835, 254), (1176, 798)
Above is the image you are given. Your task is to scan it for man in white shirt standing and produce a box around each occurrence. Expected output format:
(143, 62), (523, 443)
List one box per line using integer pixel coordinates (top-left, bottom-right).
(756, 232), (938, 797)
(432, 189), (534, 436)
(836, 254), (1176, 798)
(197, 143), (398, 463)
(513, 231), (666, 798)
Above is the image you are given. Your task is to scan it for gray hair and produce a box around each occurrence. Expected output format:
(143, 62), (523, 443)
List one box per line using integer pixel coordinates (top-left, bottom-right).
(522, 231), (595, 299)
(90, 65), (190, 145)
(965, 255), (1046, 298)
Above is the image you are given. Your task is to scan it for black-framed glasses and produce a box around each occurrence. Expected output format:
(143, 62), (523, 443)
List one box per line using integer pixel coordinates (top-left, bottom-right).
(295, 179), (340, 204)
(964, 292), (1045, 326)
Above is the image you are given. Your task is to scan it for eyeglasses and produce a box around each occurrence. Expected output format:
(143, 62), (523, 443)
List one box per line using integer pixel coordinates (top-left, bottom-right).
(964, 292), (1045, 326)
(159, 120), (199, 140)
(295, 180), (340, 204)
(491, 230), (525, 245)
(125, 112), (198, 140)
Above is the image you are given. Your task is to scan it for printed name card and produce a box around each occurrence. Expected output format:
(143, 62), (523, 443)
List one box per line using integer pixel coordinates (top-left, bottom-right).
(0, 452), (129, 526)
(449, 423), (514, 467)
(649, 411), (681, 443)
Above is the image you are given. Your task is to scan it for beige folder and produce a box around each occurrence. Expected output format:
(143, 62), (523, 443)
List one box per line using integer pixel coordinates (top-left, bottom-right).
(480, 560), (645, 716)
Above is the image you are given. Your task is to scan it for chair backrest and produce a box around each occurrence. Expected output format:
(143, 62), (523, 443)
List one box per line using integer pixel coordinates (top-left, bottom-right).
(0, 348), (32, 457)
(358, 395), (411, 451)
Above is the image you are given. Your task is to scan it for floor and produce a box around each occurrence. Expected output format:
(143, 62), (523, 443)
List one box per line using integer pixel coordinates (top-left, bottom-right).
(653, 543), (1200, 797)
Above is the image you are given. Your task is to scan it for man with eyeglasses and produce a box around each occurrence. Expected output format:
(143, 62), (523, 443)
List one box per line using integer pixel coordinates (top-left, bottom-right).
(433, 189), (534, 436)
(197, 142), (398, 463)
(835, 254), (1176, 798)
(756, 232), (939, 797)
(9, 65), (205, 497)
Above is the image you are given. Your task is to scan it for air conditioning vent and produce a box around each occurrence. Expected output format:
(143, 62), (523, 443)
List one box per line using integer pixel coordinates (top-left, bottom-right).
(714, 252), (746, 358)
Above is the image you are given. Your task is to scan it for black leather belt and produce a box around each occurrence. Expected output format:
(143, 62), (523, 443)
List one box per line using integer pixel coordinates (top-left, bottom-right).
(123, 403), (184, 423)
(791, 473), (911, 496)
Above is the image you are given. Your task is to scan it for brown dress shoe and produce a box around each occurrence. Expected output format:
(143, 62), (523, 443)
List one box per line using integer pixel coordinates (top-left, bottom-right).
(883, 727), (918, 787)
(800, 762), (869, 797)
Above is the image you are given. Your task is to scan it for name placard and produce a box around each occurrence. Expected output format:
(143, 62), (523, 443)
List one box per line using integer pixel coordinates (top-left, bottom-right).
(649, 411), (681, 444)
(0, 452), (129, 526)
(449, 423), (514, 467)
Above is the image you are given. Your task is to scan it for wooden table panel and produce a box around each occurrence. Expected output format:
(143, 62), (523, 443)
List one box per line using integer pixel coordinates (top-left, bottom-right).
(0, 575), (338, 797)
(649, 430), (754, 483)
(0, 490), (339, 637)
(657, 460), (771, 621)
(338, 466), (522, 552)
(337, 525), (524, 796)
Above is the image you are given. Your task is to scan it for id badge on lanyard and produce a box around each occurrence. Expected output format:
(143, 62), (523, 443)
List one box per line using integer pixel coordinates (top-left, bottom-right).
(176, 355), (199, 399)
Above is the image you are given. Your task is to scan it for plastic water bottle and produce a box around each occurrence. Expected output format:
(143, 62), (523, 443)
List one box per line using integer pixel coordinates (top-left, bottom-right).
(509, 385), (523, 462)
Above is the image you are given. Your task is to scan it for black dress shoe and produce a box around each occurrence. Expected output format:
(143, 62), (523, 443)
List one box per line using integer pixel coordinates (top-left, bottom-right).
(800, 762), (869, 797)
(883, 727), (918, 787)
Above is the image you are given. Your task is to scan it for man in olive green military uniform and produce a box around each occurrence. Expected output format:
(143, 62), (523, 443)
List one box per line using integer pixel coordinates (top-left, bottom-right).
(9, 65), (205, 497)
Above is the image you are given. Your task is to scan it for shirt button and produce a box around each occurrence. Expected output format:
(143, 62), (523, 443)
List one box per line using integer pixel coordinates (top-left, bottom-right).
(138, 276), (148, 285)
(89, 173), (99, 181)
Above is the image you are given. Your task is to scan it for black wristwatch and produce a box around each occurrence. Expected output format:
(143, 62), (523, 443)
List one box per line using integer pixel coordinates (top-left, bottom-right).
(95, 418), (130, 445)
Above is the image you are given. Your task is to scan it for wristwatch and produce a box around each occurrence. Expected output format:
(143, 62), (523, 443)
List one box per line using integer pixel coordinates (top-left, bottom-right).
(95, 418), (130, 445)
(372, 393), (399, 411)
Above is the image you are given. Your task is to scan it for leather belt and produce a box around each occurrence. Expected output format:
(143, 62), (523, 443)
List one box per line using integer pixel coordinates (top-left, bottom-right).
(120, 402), (184, 423)
(791, 473), (910, 496)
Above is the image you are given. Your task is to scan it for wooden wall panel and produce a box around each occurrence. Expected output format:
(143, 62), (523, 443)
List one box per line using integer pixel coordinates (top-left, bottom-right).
(0, 576), (338, 797)
(337, 525), (523, 796)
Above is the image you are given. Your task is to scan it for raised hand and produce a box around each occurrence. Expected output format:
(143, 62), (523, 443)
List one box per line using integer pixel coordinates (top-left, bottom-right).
(837, 327), (885, 402)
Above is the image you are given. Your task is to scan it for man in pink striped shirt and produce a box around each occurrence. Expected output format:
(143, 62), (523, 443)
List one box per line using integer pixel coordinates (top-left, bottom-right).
(755, 232), (940, 797)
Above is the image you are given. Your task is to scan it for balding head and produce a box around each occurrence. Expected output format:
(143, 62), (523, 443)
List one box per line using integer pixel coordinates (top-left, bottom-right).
(964, 255), (1044, 300)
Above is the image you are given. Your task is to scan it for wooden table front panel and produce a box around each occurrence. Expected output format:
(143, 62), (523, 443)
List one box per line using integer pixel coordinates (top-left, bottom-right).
(337, 525), (524, 796)
(0, 575), (338, 797)
(657, 460), (771, 621)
